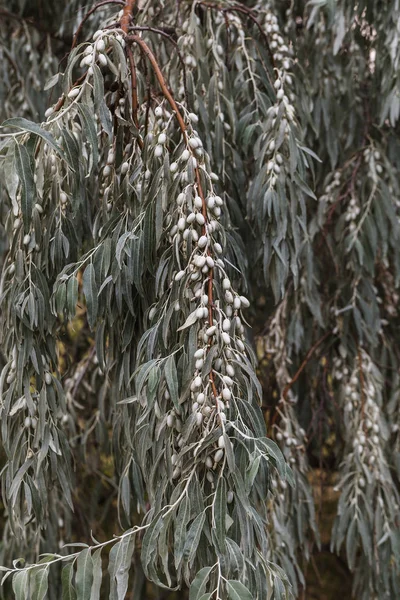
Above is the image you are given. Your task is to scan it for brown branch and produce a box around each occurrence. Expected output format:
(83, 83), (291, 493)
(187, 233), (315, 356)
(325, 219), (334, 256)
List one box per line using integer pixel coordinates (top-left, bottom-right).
(129, 25), (189, 105)
(125, 44), (143, 149)
(71, 0), (125, 50)
(127, 34), (221, 406)
(53, 70), (88, 113)
(282, 331), (331, 401)
(121, 0), (137, 34)
(126, 35), (187, 136)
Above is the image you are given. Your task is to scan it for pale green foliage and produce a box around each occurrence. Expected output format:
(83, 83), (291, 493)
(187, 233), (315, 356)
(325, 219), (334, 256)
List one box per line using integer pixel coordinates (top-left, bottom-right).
(0, 1), (399, 599)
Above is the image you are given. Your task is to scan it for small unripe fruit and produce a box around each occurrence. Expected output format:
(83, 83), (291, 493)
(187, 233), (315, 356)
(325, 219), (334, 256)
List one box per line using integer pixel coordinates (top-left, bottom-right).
(222, 318), (231, 332)
(194, 255), (206, 268)
(96, 39), (106, 52)
(206, 256), (214, 268)
(226, 364), (235, 377)
(167, 414), (175, 427)
(196, 307), (205, 319)
(198, 236), (208, 248)
(181, 149), (190, 161)
(240, 295), (250, 308)
(67, 87), (80, 99)
(23, 234), (31, 246)
(218, 435), (225, 449)
(193, 376), (202, 388)
(98, 53), (107, 66)
(45, 372), (52, 385)
(172, 467), (181, 479)
(158, 133), (167, 144)
(175, 270), (185, 282)
(214, 449), (224, 463)
(222, 388), (231, 401)
(189, 138), (199, 149)
(206, 325), (216, 336)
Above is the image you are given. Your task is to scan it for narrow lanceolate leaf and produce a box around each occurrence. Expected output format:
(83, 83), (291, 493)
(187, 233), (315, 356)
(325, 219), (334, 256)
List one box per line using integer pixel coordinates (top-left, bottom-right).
(183, 512), (206, 565)
(109, 533), (135, 600)
(31, 567), (49, 600)
(67, 277), (79, 316)
(165, 355), (179, 410)
(141, 516), (164, 579)
(75, 548), (93, 600)
(174, 496), (191, 569)
(4, 118), (70, 166)
(189, 567), (212, 600)
(77, 104), (99, 171)
(226, 580), (254, 600)
(90, 549), (102, 600)
(14, 143), (35, 232)
(62, 563), (77, 600)
(214, 477), (227, 552)
(12, 571), (29, 600)
(82, 264), (98, 330)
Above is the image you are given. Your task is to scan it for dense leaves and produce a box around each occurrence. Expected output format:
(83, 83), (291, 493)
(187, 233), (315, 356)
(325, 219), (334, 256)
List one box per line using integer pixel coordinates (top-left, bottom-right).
(0, 0), (399, 599)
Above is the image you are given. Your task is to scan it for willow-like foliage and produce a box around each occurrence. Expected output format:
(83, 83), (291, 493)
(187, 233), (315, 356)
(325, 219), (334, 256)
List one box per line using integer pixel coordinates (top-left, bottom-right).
(0, 1), (399, 599)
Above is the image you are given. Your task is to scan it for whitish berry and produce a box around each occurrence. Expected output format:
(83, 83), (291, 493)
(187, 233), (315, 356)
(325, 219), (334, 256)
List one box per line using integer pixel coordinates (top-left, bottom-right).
(67, 87), (80, 99)
(214, 449), (224, 463)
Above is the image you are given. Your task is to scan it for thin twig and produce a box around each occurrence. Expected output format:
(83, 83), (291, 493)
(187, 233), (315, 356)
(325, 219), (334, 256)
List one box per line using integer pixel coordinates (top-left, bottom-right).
(125, 44), (143, 149)
(71, 0), (124, 49)
(282, 331), (331, 400)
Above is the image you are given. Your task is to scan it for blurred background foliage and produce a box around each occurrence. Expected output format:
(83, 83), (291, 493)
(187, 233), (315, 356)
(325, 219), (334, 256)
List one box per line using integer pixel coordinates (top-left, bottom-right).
(1, 0), (400, 598)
